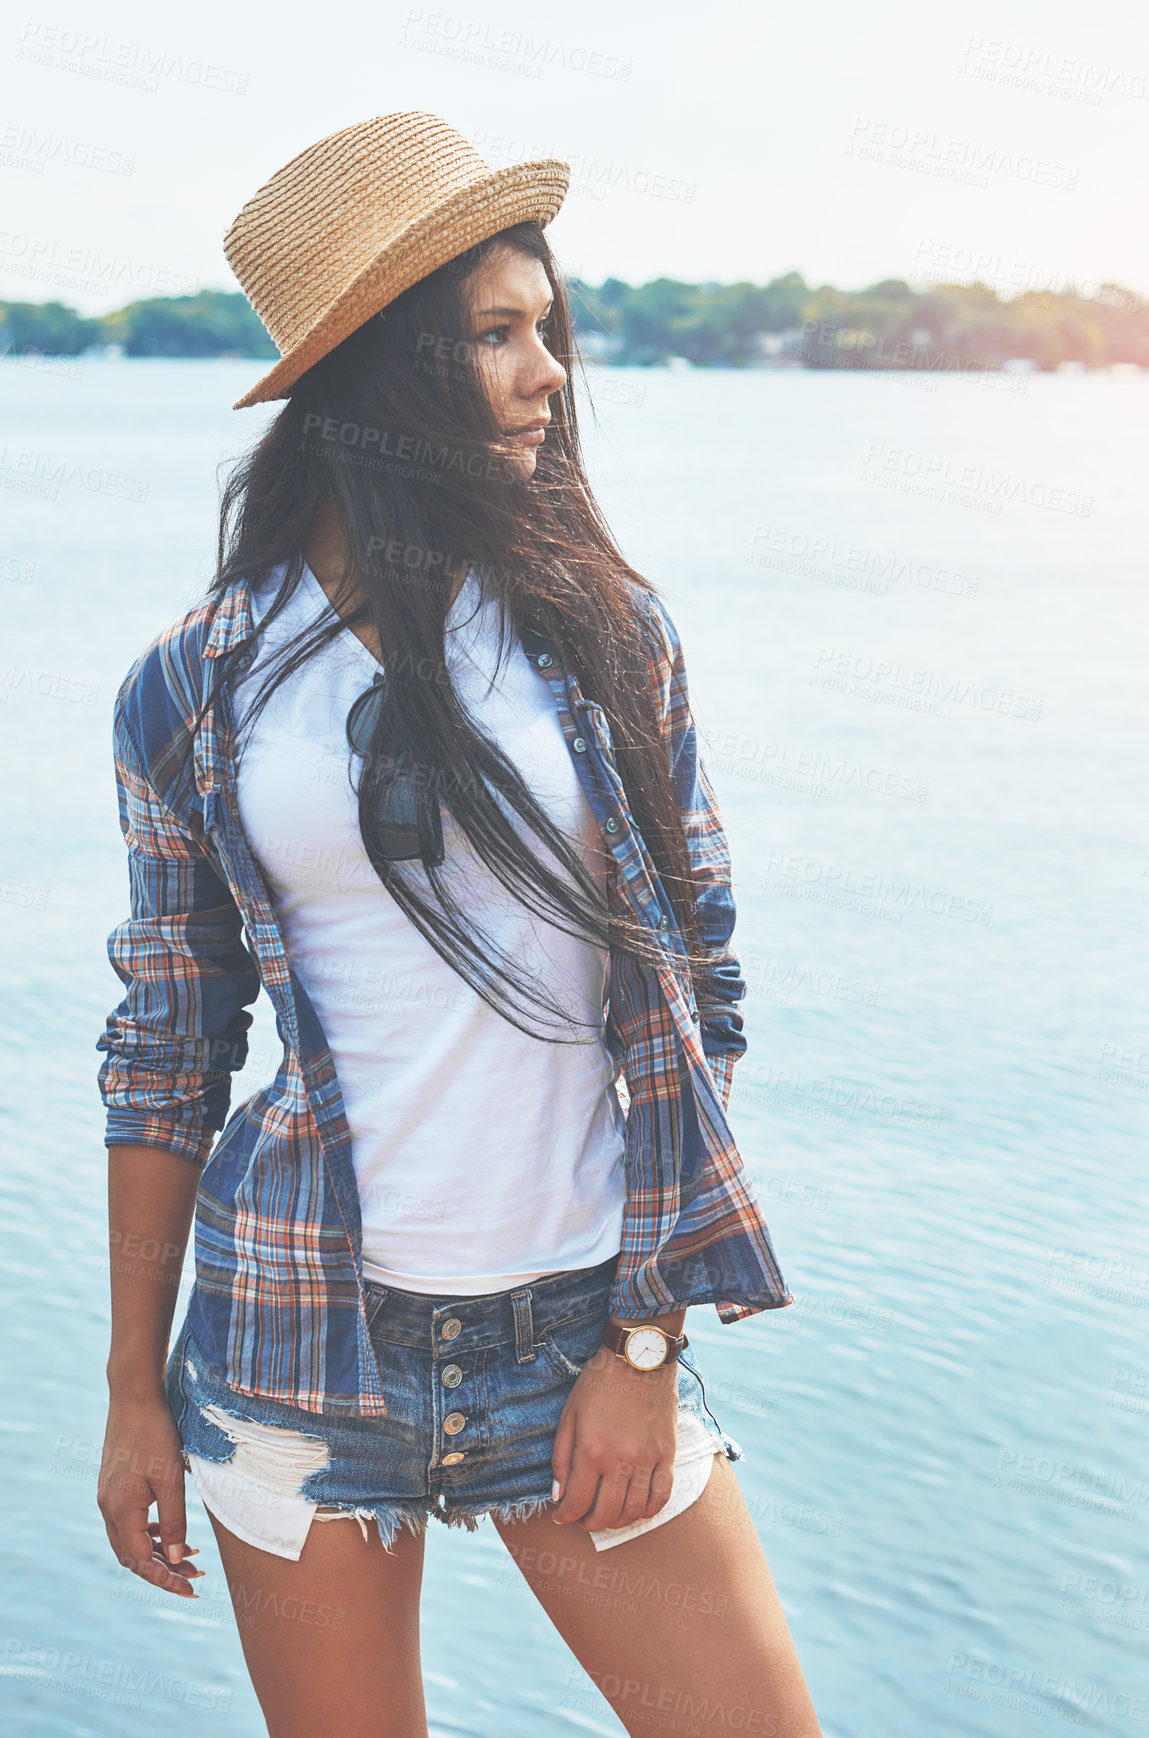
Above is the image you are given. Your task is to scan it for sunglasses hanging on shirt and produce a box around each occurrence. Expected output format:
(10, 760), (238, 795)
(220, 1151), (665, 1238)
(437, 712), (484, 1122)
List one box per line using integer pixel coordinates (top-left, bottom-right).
(345, 672), (445, 867)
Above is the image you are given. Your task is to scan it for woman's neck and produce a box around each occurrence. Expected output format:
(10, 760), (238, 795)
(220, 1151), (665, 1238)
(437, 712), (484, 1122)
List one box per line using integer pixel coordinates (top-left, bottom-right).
(302, 510), (470, 659)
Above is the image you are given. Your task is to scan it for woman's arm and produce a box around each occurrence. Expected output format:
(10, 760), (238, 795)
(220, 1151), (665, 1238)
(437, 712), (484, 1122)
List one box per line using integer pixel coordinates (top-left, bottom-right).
(96, 661), (261, 1593)
(99, 1144), (204, 1598)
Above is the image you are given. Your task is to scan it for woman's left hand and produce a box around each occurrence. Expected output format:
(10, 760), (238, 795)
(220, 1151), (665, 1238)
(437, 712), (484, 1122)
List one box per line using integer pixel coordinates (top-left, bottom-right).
(550, 1346), (678, 1530)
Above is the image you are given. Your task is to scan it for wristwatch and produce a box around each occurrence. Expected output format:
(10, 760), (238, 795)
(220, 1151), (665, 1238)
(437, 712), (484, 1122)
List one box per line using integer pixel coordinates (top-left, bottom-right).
(600, 1320), (689, 1371)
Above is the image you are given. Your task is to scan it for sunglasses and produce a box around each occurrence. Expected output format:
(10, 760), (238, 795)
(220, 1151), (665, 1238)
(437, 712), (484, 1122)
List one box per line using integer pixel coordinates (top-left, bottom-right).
(345, 674), (444, 865)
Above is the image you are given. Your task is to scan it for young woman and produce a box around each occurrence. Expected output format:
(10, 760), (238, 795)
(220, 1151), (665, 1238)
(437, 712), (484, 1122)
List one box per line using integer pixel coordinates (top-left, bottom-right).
(96, 113), (822, 1738)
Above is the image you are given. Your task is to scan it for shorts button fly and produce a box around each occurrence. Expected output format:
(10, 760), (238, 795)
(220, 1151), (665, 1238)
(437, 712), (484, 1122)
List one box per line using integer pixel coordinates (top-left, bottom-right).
(441, 1451), (465, 1465)
(441, 1318), (462, 1341)
(441, 1364), (462, 1388)
(443, 1412), (466, 1435)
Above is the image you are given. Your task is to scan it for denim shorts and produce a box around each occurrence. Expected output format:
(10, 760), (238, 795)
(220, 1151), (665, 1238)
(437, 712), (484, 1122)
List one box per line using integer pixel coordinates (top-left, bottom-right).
(164, 1253), (742, 1560)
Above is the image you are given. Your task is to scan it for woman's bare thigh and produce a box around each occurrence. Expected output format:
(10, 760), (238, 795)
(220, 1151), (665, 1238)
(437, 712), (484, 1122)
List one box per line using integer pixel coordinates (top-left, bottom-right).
(493, 1454), (823, 1738)
(203, 1503), (428, 1738)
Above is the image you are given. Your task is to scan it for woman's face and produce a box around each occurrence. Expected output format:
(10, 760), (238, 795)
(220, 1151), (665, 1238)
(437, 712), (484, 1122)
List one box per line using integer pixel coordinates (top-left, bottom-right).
(463, 245), (567, 479)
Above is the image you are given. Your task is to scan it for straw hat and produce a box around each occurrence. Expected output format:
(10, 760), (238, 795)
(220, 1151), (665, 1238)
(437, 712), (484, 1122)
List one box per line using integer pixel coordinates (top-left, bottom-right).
(224, 111), (570, 409)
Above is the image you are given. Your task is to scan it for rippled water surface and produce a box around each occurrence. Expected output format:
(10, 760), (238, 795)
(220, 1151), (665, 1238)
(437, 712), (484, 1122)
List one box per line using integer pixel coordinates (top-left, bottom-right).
(0, 359), (1144, 1736)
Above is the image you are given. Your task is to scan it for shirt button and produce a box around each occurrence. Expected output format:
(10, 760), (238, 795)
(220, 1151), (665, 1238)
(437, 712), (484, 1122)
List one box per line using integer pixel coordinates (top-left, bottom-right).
(441, 1318), (462, 1341)
(441, 1450), (466, 1465)
(536, 652), (553, 669)
(441, 1364), (463, 1388)
(572, 736), (587, 753)
(604, 817), (620, 834)
(443, 1412), (466, 1435)
(658, 914), (670, 930)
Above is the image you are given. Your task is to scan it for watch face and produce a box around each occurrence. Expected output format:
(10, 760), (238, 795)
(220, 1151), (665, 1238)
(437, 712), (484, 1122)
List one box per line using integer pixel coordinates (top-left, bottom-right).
(625, 1328), (668, 1370)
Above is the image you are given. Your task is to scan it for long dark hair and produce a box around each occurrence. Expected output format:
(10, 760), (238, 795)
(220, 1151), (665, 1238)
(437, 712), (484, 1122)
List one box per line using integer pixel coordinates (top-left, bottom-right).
(208, 221), (709, 1040)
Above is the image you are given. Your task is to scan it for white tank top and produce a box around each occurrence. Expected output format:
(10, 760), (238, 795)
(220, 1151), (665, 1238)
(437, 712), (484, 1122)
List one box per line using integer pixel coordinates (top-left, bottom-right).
(233, 563), (626, 1293)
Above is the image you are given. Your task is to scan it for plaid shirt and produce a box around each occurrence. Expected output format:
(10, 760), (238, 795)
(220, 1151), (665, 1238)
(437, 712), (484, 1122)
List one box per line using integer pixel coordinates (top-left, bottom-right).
(98, 578), (793, 1415)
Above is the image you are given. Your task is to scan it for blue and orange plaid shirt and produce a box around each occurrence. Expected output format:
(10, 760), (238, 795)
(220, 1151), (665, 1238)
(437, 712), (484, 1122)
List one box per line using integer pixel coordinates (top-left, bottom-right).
(97, 577), (793, 1415)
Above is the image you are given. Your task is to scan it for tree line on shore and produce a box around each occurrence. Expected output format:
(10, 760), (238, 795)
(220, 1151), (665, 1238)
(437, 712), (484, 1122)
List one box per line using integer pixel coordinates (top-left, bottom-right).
(2, 274), (1146, 372)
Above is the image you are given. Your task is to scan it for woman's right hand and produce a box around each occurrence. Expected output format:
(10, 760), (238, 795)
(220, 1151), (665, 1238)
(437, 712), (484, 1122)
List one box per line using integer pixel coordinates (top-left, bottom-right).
(98, 1396), (203, 1599)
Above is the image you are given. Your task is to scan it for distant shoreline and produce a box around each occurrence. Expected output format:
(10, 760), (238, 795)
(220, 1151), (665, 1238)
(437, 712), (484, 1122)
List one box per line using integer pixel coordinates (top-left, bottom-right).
(3, 274), (1147, 373)
(1, 352), (1142, 383)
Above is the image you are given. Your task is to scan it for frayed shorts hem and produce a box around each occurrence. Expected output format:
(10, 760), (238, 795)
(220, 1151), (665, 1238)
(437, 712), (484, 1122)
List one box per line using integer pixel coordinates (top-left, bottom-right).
(322, 1489), (561, 1552)
(187, 1419), (733, 1564)
(186, 1456), (560, 1560)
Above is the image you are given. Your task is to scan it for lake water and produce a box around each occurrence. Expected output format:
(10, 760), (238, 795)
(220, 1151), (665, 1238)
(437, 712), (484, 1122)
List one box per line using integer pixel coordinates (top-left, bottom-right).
(0, 357), (1145, 1736)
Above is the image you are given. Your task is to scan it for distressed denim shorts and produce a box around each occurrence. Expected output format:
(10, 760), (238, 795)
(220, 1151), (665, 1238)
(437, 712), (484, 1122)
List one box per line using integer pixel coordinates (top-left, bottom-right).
(163, 1253), (742, 1562)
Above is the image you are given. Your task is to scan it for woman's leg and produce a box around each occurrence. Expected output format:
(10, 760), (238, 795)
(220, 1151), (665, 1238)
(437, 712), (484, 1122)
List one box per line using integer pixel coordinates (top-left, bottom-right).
(203, 1503), (429, 1738)
(493, 1454), (823, 1737)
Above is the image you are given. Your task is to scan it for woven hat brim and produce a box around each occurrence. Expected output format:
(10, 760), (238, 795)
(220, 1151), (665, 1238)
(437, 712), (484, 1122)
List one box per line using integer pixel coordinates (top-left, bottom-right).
(232, 159), (569, 410)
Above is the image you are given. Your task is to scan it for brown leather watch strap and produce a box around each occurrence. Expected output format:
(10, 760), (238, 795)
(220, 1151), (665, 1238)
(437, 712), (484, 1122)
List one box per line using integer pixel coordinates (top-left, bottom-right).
(600, 1320), (689, 1367)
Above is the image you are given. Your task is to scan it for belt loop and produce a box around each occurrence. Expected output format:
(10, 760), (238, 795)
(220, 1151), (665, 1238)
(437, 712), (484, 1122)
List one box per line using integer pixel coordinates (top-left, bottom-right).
(511, 1288), (535, 1363)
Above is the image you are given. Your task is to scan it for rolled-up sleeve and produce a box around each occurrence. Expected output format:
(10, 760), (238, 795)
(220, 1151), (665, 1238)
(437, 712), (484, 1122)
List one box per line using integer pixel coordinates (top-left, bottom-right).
(97, 689), (261, 1164)
(649, 599), (747, 1099)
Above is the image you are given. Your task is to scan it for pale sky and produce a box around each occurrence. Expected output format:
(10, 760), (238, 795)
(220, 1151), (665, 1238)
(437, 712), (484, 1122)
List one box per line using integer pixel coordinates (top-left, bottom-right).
(1, 0), (1147, 315)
